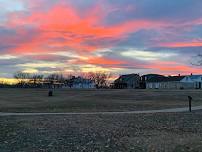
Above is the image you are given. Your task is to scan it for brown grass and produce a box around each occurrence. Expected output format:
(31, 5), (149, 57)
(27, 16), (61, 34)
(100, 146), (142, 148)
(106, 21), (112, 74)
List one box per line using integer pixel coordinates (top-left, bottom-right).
(0, 88), (202, 112)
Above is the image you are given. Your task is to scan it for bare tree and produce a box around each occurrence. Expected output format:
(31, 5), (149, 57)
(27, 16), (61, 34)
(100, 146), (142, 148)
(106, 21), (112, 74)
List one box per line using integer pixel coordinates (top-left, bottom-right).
(87, 71), (111, 88)
(29, 74), (44, 87)
(13, 71), (30, 87)
(191, 54), (202, 66)
(46, 73), (65, 83)
(64, 74), (75, 88)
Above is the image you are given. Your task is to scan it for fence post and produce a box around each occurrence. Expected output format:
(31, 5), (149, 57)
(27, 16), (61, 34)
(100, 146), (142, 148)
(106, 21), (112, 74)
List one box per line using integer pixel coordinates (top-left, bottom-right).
(188, 96), (192, 112)
(48, 90), (53, 96)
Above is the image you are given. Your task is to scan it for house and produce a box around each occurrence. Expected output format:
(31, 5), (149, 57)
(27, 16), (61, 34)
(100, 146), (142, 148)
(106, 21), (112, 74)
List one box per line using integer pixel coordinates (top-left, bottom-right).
(146, 74), (202, 89)
(181, 75), (202, 89)
(146, 75), (186, 89)
(65, 76), (96, 89)
(113, 74), (140, 89)
(140, 74), (165, 89)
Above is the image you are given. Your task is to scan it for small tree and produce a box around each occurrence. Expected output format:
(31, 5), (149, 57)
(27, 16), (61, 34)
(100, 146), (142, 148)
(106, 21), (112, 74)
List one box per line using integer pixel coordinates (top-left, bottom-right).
(29, 74), (44, 87)
(45, 73), (65, 88)
(191, 54), (202, 66)
(46, 73), (65, 83)
(64, 74), (74, 88)
(13, 71), (30, 87)
(87, 71), (111, 88)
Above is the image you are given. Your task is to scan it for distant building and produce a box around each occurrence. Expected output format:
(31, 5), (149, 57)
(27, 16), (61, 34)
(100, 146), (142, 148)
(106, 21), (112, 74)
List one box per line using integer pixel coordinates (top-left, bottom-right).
(146, 74), (202, 89)
(181, 75), (202, 89)
(66, 76), (96, 89)
(146, 75), (186, 89)
(113, 74), (140, 89)
(140, 74), (165, 89)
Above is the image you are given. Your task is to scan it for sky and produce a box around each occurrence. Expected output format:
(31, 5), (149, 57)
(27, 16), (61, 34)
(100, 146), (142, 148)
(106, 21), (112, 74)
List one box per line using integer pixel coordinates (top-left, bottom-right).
(1, 0), (202, 78)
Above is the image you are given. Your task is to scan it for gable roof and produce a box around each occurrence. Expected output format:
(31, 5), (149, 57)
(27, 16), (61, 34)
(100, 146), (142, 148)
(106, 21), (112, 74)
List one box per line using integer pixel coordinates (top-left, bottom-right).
(147, 76), (185, 82)
(142, 74), (165, 78)
(115, 74), (140, 83)
(142, 74), (165, 81)
(185, 75), (202, 80)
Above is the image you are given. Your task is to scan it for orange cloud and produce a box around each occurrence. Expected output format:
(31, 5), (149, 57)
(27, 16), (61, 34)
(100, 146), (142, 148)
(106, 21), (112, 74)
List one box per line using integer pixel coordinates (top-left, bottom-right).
(6, 3), (167, 55)
(159, 40), (202, 48)
(145, 60), (202, 75)
(72, 56), (126, 67)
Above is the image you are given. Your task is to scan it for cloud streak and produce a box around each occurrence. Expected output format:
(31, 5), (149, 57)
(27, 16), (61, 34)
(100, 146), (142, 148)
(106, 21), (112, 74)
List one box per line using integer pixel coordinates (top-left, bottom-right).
(1, 0), (202, 77)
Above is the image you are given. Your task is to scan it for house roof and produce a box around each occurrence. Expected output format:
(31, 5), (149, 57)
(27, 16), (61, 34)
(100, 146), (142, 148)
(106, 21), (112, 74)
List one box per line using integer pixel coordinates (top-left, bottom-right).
(185, 75), (202, 80)
(147, 76), (185, 82)
(115, 74), (139, 83)
(142, 74), (165, 78)
(142, 74), (165, 82)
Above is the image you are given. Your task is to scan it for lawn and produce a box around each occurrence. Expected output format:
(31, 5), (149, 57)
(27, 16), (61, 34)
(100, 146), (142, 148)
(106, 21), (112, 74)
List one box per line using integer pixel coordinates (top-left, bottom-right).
(1, 89), (202, 151)
(0, 88), (202, 112)
(1, 112), (202, 152)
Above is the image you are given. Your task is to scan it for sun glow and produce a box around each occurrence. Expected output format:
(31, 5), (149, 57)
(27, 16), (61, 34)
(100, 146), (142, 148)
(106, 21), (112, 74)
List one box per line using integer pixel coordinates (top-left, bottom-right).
(0, 78), (18, 84)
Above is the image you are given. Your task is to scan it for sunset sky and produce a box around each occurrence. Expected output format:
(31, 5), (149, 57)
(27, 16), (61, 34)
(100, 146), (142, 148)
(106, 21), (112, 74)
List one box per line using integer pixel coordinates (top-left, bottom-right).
(1, 0), (202, 78)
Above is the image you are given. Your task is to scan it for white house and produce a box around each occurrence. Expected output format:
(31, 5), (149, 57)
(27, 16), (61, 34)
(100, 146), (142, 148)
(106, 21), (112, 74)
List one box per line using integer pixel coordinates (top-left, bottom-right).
(146, 74), (202, 89)
(146, 76), (185, 89)
(181, 75), (202, 89)
(67, 77), (96, 89)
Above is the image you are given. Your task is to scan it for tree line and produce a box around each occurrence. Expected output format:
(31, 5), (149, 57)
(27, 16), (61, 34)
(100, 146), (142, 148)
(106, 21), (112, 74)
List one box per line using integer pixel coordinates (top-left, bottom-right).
(11, 71), (112, 88)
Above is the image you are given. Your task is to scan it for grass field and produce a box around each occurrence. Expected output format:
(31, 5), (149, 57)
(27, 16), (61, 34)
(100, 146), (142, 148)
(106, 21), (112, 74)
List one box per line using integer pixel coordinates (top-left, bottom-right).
(1, 88), (202, 112)
(1, 89), (202, 151)
(1, 112), (202, 152)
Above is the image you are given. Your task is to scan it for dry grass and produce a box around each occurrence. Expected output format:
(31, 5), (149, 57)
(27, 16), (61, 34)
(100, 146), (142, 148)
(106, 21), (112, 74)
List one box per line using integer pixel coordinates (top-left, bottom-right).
(1, 89), (202, 151)
(1, 112), (202, 152)
(0, 88), (202, 112)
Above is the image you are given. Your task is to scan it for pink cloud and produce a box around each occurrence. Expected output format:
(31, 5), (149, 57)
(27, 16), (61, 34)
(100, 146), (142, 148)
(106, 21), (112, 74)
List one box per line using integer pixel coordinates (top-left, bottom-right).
(145, 61), (202, 75)
(159, 40), (202, 48)
(4, 3), (167, 55)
